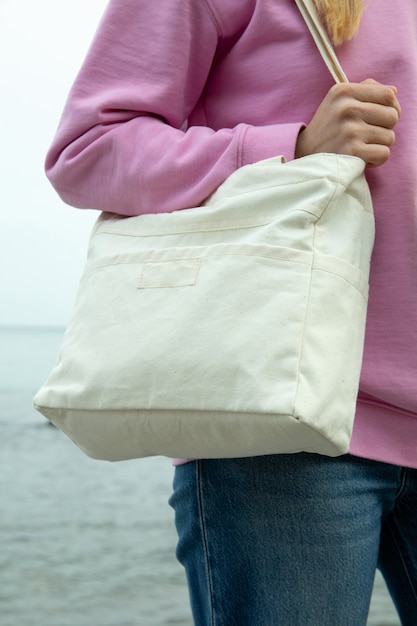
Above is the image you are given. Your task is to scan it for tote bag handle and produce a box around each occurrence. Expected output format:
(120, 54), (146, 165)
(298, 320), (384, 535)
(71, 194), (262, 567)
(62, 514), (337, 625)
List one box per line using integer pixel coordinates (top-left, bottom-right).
(295, 0), (349, 83)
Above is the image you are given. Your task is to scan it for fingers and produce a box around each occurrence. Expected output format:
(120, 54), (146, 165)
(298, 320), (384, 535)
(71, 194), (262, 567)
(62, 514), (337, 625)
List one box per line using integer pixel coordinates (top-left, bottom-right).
(335, 82), (400, 166)
(362, 124), (396, 148)
(348, 100), (399, 131)
(353, 143), (391, 168)
(347, 80), (402, 121)
(295, 79), (401, 167)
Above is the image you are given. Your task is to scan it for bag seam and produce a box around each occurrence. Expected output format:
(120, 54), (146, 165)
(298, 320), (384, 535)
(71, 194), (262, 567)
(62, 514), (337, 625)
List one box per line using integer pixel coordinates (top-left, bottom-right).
(82, 249), (313, 278)
(313, 267), (369, 300)
(291, 177), (341, 419)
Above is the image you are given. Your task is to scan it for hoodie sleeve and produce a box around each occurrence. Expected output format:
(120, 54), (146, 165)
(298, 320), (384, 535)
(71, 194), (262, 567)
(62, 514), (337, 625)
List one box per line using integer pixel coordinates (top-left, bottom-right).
(45, 0), (303, 215)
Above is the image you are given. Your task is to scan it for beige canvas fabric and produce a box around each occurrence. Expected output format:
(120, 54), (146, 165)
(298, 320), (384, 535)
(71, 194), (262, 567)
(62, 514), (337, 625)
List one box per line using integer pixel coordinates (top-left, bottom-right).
(34, 154), (374, 461)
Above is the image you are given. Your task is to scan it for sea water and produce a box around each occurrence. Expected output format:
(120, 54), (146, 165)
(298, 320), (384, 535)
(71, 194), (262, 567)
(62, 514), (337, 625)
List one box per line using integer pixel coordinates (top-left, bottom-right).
(0, 327), (400, 625)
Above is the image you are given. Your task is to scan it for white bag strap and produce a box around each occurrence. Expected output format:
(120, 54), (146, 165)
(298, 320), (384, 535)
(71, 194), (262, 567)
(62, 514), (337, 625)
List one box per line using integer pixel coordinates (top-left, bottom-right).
(295, 0), (349, 83)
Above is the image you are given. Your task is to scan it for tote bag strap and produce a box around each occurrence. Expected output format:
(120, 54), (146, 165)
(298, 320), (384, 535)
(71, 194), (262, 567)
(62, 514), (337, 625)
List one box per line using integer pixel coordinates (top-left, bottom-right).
(295, 0), (349, 83)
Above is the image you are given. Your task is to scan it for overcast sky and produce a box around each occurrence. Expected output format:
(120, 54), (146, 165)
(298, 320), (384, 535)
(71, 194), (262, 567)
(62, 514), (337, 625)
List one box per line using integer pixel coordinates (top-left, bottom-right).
(1, 0), (109, 327)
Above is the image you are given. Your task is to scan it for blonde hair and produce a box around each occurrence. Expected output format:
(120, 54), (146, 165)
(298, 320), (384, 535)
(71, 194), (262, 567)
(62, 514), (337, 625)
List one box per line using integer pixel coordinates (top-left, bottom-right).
(313, 0), (365, 45)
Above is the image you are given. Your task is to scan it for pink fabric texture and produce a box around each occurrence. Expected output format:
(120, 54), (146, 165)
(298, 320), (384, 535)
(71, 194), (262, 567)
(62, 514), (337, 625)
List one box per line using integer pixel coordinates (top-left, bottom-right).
(46, 0), (417, 468)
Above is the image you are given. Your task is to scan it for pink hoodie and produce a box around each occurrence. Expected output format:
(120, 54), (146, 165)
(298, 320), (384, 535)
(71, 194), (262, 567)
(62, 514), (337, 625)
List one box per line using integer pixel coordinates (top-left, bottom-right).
(46, 0), (417, 468)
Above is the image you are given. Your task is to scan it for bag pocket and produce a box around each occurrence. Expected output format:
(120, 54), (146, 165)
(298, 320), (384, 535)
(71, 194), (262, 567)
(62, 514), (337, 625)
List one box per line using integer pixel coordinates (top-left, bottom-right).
(44, 243), (314, 416)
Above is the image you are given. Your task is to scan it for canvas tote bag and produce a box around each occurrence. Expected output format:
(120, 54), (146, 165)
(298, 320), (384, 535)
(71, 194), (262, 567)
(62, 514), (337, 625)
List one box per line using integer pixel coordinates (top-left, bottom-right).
(34, 0), (375, 461)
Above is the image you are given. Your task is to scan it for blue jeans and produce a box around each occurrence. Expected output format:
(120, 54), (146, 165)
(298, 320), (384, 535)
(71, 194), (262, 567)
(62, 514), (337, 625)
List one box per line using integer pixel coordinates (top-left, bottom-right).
(169, 453), (417, 625)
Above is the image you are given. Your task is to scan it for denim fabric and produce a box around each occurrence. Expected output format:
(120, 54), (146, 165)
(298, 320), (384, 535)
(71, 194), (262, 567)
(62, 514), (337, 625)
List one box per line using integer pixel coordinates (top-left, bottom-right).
(169, 453), (417, 626)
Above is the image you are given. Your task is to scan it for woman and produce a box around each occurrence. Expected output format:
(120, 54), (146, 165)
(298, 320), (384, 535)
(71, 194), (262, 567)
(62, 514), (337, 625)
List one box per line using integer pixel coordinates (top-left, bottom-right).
(45, 1), (417, 623)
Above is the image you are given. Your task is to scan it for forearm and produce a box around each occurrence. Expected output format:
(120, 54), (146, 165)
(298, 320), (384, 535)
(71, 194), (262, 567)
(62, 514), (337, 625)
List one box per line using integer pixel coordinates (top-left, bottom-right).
(45, 0), (304, 215)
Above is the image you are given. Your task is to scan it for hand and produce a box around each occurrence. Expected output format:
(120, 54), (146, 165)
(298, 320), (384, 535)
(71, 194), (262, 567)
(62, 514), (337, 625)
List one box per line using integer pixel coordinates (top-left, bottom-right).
(295, 79), (401, 167)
